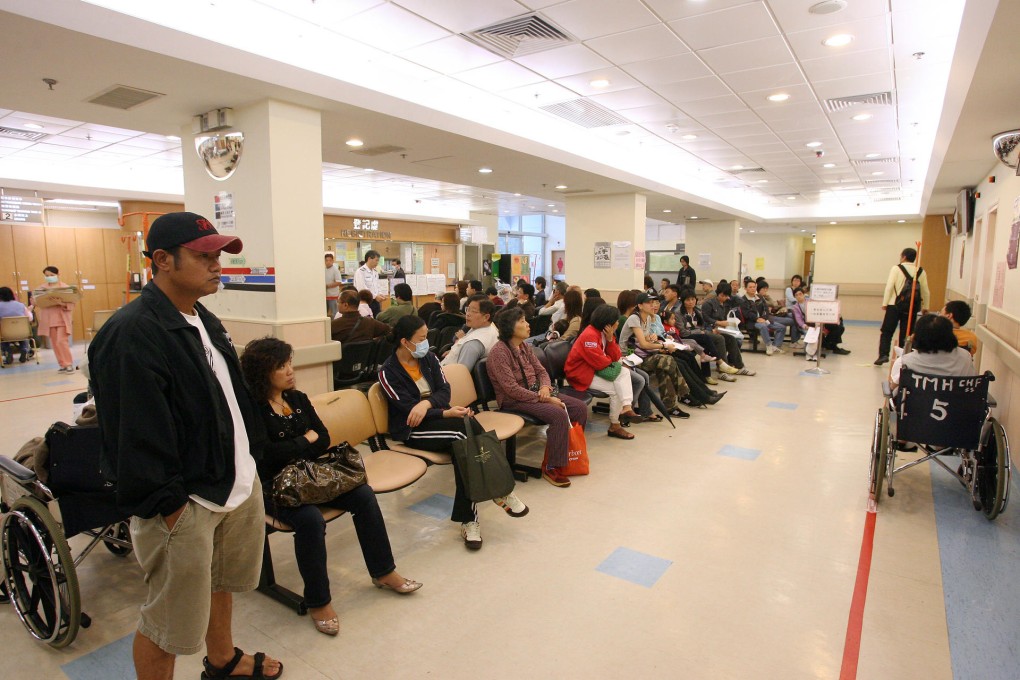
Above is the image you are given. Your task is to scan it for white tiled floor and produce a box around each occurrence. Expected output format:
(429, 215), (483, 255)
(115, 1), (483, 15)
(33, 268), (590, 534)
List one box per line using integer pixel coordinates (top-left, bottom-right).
(0, 330), (959, 679)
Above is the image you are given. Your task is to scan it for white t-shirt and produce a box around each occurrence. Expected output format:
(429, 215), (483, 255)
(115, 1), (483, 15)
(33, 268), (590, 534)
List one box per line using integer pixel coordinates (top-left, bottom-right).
(325, 265), (341, 299)
(181, 312), (257, 512)
(890, 347), (974, 386)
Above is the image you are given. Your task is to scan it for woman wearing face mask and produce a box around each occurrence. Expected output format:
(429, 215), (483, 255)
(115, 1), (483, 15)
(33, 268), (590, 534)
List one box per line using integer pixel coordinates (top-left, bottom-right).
(378, 315), (528, 551)
(37, 265), (76, 373)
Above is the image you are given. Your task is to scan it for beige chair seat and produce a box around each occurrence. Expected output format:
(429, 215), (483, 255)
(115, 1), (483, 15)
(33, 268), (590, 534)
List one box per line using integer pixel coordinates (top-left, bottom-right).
(474, 411), (525, 440)
(386, 441), (452, 465)
(362, 449), (428, 492)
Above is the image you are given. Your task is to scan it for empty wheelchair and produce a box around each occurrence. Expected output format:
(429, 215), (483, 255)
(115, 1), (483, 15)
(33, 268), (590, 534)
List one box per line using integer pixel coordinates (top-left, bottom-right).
(0, 423), (132, 647)
(869, 368), (1010, 520)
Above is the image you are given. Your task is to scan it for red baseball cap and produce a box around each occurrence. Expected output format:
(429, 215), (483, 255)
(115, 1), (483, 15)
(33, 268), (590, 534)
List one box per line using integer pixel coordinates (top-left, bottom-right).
(143, 211), (242, 257)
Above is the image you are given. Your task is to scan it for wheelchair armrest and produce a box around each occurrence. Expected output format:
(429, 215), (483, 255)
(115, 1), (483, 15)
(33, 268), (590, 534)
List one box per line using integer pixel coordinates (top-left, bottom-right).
(988, 394), (997, 408)
(881, 381), (893, 399)
(0, 456), (37, 483)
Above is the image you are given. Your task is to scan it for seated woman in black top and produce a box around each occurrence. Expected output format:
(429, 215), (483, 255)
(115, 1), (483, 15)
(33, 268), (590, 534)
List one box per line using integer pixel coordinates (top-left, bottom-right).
(428, 292), (467, 331)
(378, 315), (528, 551)
(241, 338), (420, 637)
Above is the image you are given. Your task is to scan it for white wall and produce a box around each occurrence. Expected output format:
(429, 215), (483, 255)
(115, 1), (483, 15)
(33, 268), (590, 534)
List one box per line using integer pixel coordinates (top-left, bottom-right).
(682, 220), (740, 284)
(814, 222), (923, 284)
(737, 232), (803, 286)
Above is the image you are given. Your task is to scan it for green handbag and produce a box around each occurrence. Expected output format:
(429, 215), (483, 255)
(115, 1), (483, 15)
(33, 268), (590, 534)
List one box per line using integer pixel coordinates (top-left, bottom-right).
(595, 360), (622, 382)
(451, 417), (515, 502)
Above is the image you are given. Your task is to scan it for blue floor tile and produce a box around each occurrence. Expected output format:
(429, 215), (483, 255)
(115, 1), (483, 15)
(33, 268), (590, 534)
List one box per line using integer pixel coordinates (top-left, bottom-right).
(62, 633), (135, 680)
(766, 401), (798, 410)
(408, 493), (454, 520)
(717, 445), (761, 461)
(596, 547), (672, 588)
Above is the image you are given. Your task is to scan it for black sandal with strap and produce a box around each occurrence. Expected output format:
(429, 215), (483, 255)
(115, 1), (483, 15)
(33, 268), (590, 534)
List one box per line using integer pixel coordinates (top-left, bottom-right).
(202, 647), (283, 680)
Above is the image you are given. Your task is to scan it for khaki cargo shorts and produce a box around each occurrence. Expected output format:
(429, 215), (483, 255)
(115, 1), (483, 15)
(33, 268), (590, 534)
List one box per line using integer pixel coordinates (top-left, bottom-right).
(129, 478), (264, 655)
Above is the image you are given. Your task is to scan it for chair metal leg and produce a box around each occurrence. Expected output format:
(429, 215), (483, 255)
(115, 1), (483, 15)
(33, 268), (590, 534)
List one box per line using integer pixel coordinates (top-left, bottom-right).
(257, 532), (307, 615)
(504, 435), (541, 481)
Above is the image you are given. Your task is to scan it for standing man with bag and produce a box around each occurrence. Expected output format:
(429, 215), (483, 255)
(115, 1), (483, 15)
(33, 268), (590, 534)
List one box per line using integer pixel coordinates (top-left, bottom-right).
(89, 212), (283, 680)
(325, 252), (342, 318)
(875, 247), (929, 365)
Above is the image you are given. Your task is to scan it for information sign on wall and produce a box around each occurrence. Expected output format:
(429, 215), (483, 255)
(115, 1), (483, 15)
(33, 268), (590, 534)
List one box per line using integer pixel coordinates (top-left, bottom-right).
(594, 242), (610, 269)
(1, 195), (44, 225)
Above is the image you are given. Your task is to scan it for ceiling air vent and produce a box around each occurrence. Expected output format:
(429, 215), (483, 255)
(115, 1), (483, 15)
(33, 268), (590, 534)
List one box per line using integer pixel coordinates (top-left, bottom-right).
(824, 91), (893, 112)
(463, 13), (574, 59)
(87, 85), (164, 110)
(539, 99), (629, 128)
(852, 157), (898, 166)
(733, 167), (766, 174)
(0, 126), (47, 141)
(560, 188), (593, 195)
(348, 144), (406, 157)
(865, 179), (899, 185)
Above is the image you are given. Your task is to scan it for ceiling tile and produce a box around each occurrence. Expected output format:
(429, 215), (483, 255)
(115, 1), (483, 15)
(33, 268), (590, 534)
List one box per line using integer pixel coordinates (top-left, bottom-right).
(455, 60), (545, 91)
(500, 80), (577, 107)
(620, 53), (712, 86)
(0, 138), (35, 150)
(801, 47), (891, 82)
(696, 110), (761, 128)
(515, 44), (612, 79)
(588, 86), (666, 110)
(786, 15), (890, 63)
(540, 0), (659, 41)
(257, 0), (385, 28)
(698, 36), (795, 74)
(811, 73), (895, 103)
(398, 35), (505, 73)
(770, 0), (890, 41)
(713, 122), (773, 138)
(743, 83), (818, 111)
(679, 95), (748, 117)
(334, 3), (450, 51)
(756, 101), (825, 123)
(668, 2), (780, 51)
(642, 0), (759, 22)
(659, 76), (732, 104)
(555, 67), (643, 97)
(618, 104), (689, 125)
(390, 0), (528, 34)
(768, 115), (830, 132)
(585, 24), (689, 65)
(722, 63), (807, 94)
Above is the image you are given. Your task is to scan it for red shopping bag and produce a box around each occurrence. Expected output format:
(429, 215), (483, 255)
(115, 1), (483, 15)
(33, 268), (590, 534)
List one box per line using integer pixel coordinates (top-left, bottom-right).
(543, 405), (589, 476)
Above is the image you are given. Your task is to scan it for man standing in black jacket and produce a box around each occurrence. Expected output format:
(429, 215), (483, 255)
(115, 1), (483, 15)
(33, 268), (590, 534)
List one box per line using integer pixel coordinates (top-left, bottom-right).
(675, 255), (696, 290)
(89, 213), (283, 680)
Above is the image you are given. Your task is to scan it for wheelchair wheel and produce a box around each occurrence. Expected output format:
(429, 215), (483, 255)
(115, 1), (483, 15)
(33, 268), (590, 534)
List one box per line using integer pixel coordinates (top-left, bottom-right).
(102, 521), (133, 556)
(0, 496), (81, 648)
(977, 418), (1010, 520)
(869, 406), (889, 503)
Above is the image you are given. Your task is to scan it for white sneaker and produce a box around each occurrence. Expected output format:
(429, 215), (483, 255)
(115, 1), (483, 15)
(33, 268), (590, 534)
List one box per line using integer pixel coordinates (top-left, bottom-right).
(774, 346), (785, 354)
(493, 491), (529, 517)
(718, 373), (737, 382)
(807, 355), (818, 362)
(718, 362), (739, 375)
(461, 521), (482, 550)
(765, 345), (775, 356)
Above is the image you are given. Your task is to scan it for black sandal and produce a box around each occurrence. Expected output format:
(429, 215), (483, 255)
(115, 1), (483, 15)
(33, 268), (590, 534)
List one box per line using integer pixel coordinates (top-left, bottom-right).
(642, 414), (664, 423)
(202, 648), (283, 680)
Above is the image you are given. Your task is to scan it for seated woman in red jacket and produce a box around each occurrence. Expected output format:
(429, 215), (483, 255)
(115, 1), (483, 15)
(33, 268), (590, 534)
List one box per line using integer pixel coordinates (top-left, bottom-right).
(487, 307), (588, 487)
(564, 304), (641, 440)
(379, 315), (528, 551)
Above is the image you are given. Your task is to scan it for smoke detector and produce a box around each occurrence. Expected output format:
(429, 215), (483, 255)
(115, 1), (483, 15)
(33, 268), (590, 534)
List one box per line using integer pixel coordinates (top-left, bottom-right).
(809, 0), (847, 14)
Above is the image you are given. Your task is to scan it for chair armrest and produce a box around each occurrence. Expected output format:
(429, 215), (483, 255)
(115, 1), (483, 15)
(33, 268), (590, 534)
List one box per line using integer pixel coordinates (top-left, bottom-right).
(987, 394), (997, 408)
(0, 456), (36, 482)
(881, 381), (892, 399)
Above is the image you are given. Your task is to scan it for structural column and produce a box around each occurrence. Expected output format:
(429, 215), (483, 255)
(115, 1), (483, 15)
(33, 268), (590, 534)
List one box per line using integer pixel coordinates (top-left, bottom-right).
(565, 193), (647, 300)
(181, 99), (337, 393)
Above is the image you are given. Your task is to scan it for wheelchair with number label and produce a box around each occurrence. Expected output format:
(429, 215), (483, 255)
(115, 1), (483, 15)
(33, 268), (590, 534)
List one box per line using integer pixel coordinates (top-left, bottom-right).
(869, 368), (1010, 519)
(0, 423), (132, 648)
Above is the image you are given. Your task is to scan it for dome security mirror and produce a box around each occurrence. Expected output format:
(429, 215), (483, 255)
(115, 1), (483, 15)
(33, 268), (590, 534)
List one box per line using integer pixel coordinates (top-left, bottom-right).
(195, 131), (244, 180)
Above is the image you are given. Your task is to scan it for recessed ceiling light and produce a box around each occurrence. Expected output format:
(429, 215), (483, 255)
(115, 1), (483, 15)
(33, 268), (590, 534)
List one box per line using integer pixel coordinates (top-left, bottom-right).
(555, 184), (567, 190)
(166, 135), (180, 141)
(345, 138), (364, 147)
(805, 141), (822, 148)
(589, 78), (611, 88)
(663, 209), (672, 213)
(767, 93), (790, 102)
(852, 113), (872, 121)
(823, 33), (854, 47)
(364, 168), (375, 172)
(829, 221), (837, 225)
(786, 196), (796, 200)
(758, 179), (769, 183)
(681, 134), (698, 140)
(871, 171), (884, 176)
(897, 219), (906, 223)
(823, 163), (836, 168)
(547, 204), (555, 207)
(731, 165), (744, 170)
(552, 209), (559, 213)
(23, 123), (43, 129)
(865, 153), (881, 158)
(749, 229), (756, 233)
(689, 216), (698, 220)
(479, 167), (493, 174)
(801, 229), (807, 232)
(514, 193), (521, 196)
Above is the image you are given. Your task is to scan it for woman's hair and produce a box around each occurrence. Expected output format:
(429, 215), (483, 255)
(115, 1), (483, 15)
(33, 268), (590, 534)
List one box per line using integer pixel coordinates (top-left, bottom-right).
(457, 280), (468, 298)
(912, 314), (959, 353)
(357, 289), (373, 304)
(391, 314), (425, 349)
(0, 286), (15, 302)
(590, 304), (620, 333)
(485, 286), (498, 296)
(758, 280), (769, 291)
(791, 274), (803, 286)
(681, 288), (697, 302)
(517, 282), (535, 301)
(580, 296), (605, 331)
(562, 289), (583, 321)
(793, 286), (806, 296)
(240, 337), (293, 404)
(494, 306), (525, 342)
(442, 292), (461, 313)
(43, 266), (59, 275)
(643, 275), (654, 290)
(616, 289), (638, 315)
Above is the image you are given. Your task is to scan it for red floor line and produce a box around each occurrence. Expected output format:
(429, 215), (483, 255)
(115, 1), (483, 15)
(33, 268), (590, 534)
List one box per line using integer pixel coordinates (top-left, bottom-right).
(840, 508), (878, 680)
(0, 388), (84, 404)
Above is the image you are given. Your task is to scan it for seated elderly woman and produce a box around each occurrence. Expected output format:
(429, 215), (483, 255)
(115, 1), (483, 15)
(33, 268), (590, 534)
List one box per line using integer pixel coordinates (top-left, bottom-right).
(889, 314), (974, 390)
(487, 307), (588, 487)
(565, 303), (642, 440)
(241, 338), (421, 637)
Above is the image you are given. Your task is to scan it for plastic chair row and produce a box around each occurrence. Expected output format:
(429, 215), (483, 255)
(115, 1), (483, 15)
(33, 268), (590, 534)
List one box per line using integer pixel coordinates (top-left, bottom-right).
(0, 316), (40, 367)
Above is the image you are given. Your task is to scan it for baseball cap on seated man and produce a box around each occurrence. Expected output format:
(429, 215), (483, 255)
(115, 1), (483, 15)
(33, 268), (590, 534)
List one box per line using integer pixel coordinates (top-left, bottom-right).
(698, 278), (714, 286)
(143, 211), (243, 257)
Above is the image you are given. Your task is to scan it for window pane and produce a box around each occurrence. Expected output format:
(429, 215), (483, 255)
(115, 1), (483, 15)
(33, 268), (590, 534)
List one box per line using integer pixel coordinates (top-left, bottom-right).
(521, 214), (544, 233)
(499, 216), (521, 232)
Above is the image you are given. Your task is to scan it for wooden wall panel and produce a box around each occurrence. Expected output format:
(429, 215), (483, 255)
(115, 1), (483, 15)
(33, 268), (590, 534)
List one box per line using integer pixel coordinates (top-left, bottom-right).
(0, 225), (16, 293)
(12, 225), (49, 295)
(74, 228), (108, 284)
(921, 214), (951, 311)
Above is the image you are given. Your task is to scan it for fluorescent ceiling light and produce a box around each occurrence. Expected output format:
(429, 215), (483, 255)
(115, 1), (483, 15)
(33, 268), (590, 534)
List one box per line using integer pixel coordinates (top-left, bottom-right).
(555, 184), (567, 189)
(589, 78), (610, 88)
(852, 113), (872, 121)
(23, 122), (43, 129)
(805, 142), (822, 148)
(689, 216), (698, 219)
(663, 209), (671, 213)
(767, 93), (790, 102)
(681, 134), (698, 140)
(872, 171), (884, 176)
(823, 34), (854, 47)
(865, 153), (881, 158)
(479, 167), (492, 174)
(345, 138), (364, 147)
(823, 163), (836, 168)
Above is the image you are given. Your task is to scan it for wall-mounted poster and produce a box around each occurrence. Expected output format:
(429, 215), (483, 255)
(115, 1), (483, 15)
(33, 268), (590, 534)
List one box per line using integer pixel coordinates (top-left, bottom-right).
(611, 241), (632, 269)
(993, 262), (1006, 307)
(594, 242), (610, 269)
(634, 250), (646, 270)
(551, 250), (565, 277)
(1008, 199), (1019, 269)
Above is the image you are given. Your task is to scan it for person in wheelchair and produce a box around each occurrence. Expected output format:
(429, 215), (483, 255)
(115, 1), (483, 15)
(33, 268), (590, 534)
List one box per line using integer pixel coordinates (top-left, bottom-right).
(889, 314), (973, 390)
(241, 338), (421, 637)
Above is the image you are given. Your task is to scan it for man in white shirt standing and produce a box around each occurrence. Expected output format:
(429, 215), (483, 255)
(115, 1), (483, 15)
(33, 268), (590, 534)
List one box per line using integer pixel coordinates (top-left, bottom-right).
(324, 252), (342, 318)
(354, 249), (387, 304)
